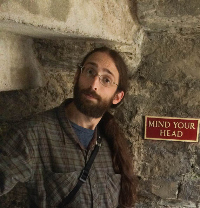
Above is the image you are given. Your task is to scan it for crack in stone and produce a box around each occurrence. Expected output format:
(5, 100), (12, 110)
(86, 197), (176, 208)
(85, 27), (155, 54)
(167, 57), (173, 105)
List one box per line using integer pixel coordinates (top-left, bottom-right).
(176, 182), (182, 199)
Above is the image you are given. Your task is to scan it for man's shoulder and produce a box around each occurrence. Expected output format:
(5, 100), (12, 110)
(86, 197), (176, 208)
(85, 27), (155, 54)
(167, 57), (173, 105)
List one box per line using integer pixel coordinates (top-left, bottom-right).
(13, 106), (59, 132)
(32, 107), (57, 122)
(6, 99), (71, 135)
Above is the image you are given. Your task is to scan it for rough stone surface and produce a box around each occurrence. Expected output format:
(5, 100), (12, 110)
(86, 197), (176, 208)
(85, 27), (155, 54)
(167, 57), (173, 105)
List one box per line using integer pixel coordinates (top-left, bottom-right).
(0, 0), (138, 43)
(1, 1), (200, 208)
(0, 31), (43, 91)
(115, 32), (200, 207)
(137, 0), (200, 34)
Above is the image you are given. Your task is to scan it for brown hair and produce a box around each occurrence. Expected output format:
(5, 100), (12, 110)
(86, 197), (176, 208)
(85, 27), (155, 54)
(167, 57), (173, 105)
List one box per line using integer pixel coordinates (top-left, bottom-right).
(80, 47), (137, 207)
(99, 112), (137, 207)
(80, 46), (128, 108)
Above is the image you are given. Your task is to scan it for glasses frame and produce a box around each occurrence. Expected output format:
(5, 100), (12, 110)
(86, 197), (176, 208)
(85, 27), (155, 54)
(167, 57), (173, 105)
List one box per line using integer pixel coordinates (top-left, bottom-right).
(79, 65), (118, 88)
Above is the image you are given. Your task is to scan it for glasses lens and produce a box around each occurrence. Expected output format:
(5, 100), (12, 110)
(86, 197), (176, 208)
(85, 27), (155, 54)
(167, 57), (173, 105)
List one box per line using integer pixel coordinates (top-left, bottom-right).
(81, 66), (117, 88)
(84, 67), (96, 77)
(99, 75), (113, 87)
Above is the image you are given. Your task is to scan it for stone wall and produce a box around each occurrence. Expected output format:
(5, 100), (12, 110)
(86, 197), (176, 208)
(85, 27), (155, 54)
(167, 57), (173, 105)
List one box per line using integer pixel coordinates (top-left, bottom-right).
(125, 33), (200, 208)
(1, 0), (200, 208)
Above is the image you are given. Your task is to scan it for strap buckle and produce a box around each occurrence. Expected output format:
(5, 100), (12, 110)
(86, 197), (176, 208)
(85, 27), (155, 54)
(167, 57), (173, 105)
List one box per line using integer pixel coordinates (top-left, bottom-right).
(79, 169), (88, 183)
(96, 136), (102, 147)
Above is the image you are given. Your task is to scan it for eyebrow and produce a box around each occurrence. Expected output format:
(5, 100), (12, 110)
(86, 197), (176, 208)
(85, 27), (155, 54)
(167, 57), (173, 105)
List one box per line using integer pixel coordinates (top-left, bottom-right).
(85, 62), (115, 77)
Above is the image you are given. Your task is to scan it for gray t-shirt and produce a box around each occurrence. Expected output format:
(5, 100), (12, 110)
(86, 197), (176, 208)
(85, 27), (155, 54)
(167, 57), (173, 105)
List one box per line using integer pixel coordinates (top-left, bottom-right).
(70, 120), (94, 148)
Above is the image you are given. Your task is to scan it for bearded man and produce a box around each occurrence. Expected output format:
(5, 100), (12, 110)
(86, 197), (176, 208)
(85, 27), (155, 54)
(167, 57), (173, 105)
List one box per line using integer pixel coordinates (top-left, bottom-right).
(0, 47), (137, 208)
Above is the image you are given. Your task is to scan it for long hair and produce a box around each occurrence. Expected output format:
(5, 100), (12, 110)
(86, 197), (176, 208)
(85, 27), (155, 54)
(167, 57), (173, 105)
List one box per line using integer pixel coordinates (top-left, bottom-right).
(80, 47), (137, 207)
(99, 112), (137, 207)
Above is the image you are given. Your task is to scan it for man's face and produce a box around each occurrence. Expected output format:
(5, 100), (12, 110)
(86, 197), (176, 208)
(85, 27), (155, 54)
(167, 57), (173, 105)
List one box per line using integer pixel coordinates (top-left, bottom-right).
(73, 52), (124, 118)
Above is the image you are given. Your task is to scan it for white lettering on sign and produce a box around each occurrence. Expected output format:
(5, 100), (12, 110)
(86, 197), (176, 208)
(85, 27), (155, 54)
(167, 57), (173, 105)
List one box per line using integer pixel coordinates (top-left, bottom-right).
(173, 122), (195, 129)
(148, 121), (170, 128)
(160, 130), (183, 137)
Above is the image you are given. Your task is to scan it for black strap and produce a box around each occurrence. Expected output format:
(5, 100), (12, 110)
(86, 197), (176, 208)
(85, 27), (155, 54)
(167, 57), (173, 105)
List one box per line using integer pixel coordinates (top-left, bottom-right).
(58, 131), (102, 208)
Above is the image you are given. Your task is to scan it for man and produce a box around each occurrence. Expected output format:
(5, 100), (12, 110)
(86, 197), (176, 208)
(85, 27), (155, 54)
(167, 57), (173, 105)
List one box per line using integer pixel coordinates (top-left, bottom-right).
(0, 47), (137, 207)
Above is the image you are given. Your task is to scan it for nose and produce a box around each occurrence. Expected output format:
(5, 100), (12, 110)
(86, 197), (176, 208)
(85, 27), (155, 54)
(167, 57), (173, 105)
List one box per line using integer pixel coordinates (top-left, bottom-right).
(90, 75), (100, 91)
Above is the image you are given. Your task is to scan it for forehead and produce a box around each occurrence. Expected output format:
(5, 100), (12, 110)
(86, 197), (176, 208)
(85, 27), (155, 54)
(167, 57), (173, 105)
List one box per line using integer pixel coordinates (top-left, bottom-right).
(84, 52), (119, 79)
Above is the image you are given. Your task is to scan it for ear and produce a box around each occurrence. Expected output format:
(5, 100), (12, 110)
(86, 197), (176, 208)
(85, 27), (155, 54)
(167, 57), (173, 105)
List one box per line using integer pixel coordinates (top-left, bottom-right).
(112, 91), (124, 105)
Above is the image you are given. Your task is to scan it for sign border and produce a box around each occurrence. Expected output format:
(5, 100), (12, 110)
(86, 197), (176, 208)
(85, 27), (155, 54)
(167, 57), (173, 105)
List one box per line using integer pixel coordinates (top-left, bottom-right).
(145, 116), (200, 142)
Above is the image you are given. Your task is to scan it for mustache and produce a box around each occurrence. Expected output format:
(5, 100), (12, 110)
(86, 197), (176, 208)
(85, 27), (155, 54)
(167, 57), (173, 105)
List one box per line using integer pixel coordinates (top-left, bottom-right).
(81, 88), (101, 100)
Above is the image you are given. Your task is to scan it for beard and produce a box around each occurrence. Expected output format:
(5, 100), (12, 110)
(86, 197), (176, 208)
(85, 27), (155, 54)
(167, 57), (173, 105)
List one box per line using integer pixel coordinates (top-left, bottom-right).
(73, 81), (114, 118)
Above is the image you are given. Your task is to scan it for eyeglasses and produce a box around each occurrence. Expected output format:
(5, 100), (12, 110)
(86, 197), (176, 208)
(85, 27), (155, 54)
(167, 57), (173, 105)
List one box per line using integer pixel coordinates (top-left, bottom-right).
(79, 65), (118, 88)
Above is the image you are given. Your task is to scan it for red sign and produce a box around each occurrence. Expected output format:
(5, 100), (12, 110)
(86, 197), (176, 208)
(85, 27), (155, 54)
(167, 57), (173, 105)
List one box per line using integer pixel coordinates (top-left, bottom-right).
(145, 116), (199, 142)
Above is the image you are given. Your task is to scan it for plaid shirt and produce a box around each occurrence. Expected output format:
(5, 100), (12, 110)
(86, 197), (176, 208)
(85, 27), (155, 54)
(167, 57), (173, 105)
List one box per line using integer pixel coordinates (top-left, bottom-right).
(0, 99), (121, 208)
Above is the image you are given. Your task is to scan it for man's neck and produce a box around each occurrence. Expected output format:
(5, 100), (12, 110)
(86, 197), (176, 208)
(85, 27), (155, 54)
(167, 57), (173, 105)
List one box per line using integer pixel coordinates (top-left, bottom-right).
(65, 101), (102, 130)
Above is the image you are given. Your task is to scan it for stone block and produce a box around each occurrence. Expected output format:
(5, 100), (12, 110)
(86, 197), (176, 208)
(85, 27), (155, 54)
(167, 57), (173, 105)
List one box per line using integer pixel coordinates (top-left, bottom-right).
(178, 180), (200, 201)
(0, 31), (43, 91)
(0, 0), (138, 44)
(151, 179), (179, 199)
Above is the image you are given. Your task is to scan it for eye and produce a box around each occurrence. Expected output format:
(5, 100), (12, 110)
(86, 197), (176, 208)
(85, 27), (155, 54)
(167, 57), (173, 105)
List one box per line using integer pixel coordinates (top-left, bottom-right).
(102, 76), (112, 84)
(85, 67), (96, 76)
